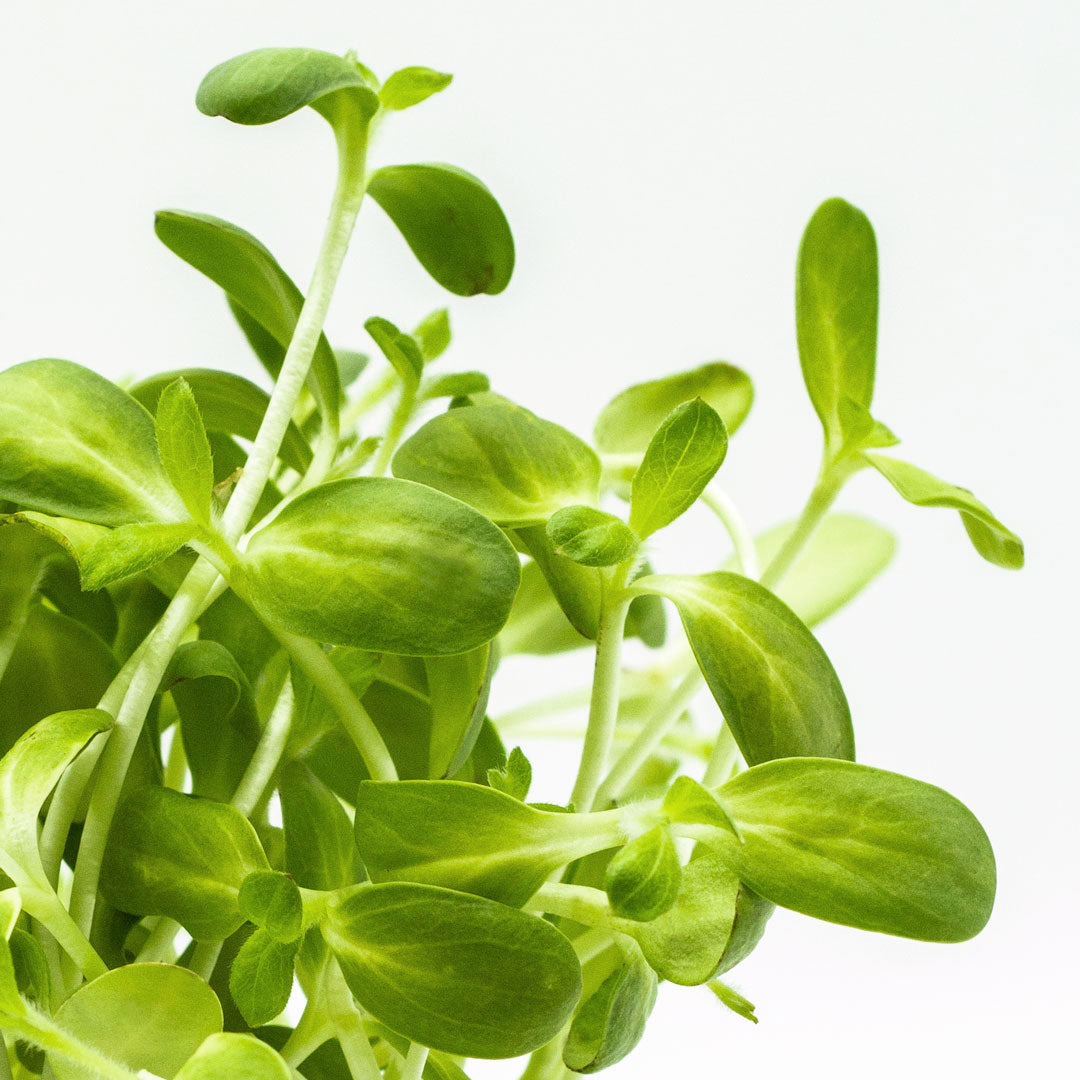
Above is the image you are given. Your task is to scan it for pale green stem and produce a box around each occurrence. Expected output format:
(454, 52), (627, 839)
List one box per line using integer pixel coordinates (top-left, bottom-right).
(593, 667), (702, 806)
(571, 570), (632, 812)
(0, 1035), (13, 1080)
(323, 959), (383, 1080)
(161, 725), (188, 791)
(67, 126), (371, 943)
(701, 723), (740, 788)
(231, 675), (294, 816)
(517, 1025), (571, 1080)
(280, 1001), (333, 1067)
(20, 888), (106, 983)
(188, 940), (222, 982)
(341, 366), (398, 429)
(370, 381), (417, 477)
(570, 926), (616, 965)
(400, 1044), (428, 1080)
(494, 688), (593, 733)
(275, 630), (397, 782)
(528, 882), (613, 929)
(701, 487), (760, 578)
(133, 915), (180, 965)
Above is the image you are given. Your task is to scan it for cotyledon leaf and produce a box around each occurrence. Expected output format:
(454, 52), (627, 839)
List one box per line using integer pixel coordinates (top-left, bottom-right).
(174, 1033), (292, 1080)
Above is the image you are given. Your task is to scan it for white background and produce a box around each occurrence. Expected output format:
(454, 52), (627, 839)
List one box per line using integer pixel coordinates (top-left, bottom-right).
(3, 2), (1078, 1076)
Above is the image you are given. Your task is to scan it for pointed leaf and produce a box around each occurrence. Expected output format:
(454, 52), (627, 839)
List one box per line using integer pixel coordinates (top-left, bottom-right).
(863, 452), (1024, 569)
(365, 316), (424, 386)
(368, 163), (515, 296)
(634, 572), (854, 765)
(155, 210), (341, 431)
(604, 826), (681, 922)
(708, 979), (758, 1023)
(79, 522), (199, 591)
(228, 928), (298, 1027)
(425, 644), (494, 779)
(155, 377), (214, 525)
(379, 67), (453, 110)
(325, 882), (582, 1058)
(707, 757), (996, 942)
(487, 746), (532, 802)
(515, 524), (601, 639)
(238, 870), (303, 942)
(393, 404), (601, 526)
(0, 358), (184, 526)
(547, 505), (640, 567)
(662, 776), (739, 837)
(595, 363), (753, 454)
(796, 197), (878, 454)
(413, 308), (451, 361)
(240, 477), (520, 655)
(629, 399), (727, 537)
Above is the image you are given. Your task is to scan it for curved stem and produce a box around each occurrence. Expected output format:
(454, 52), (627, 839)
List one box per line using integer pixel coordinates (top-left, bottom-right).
(231, 675), (294, 816)
(701, 488), (759, 578)
(401, 1044), (428, 1080)
(188, 940), (223, 983)
(323, 959), (383, 1080)
(571, 569), (632, 812)
(19, 888), (106, 982)
(370, 381), (417, 477)
(133, 915), (180, 965)
(280, 1000), (333, 1067)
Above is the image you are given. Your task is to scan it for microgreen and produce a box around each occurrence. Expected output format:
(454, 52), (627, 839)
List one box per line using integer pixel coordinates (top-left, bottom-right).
(0, 44), (1023, 1080)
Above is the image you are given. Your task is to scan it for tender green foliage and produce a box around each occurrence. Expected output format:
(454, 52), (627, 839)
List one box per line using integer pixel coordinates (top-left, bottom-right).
(368, 164), (515, 295)
(629, 399), (727, 537)
(564, 942), (657, 1073)
(547, 505), (640, 567)
(393, 403), (601, 525)
(604, 826), (682, 922)
(100, 786), (269, 941)
(796, 197), (878, 457)
(241, 477), (520, 654)
(595, 363), (753, 453)
(635, 572), (854, 765)
(0, 50), (1025, 1080)
(324, 882), (582, 1058)
(704, 758), (997, 941)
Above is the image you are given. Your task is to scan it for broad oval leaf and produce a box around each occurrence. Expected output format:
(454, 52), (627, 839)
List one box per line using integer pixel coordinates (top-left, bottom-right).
(634, 572), (854, 765)
(196, 47), (379, 128)
(51, 963), (222, 1080)
(425, 644), (494, 779)
(629, 399), (727, 538)
(604, 826), (681, 922)
(100, 785), (269, 941)
(354, 780), (624, 906)
(733, 513), (896, 627)
(325, 881), (582, 1058)
(241, 477), (520, 656)
(708, 757), (996, 942)
(594, 363), (753, 454)
(393, 404), (601, 526)
(175, 1033), (291, 1080)
(368, 164), (515, 296)
(564, 942), (657, 1073)
(131, 368), (313, 476)
(863, 452), (1024, 569)
(547, 506), (639, 568)
(228, 928), (298, 1028)
(0, 359), (184, 526)
(379, 66), (453, 110)
(796, 197), (878, 455)
(155, 210), (341, 432)
(0, 709), (110, 891)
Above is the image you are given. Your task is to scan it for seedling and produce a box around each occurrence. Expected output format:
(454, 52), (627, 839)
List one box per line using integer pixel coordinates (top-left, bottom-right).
(0, 46), (1023, 1080)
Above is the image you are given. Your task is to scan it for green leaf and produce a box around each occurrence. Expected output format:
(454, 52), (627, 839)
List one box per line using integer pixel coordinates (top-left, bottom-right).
(131, 368), (313, 476)
(50, 963), (222, 1080)
(365, 316), (425, 386)
(604, 826), (681, 922)
(280, 763), (364, 891)
(735, 513), (896, 627)
(419, 371), (491, 401)
(368, 164), (515, 296)
(353, 780), (624, 906)
(154, 377), (215, 525)
(0, 358), (184, 526)
(394, 404), (601, 526)
(564, 942), (657, 1073)
(0, 709), (110, 891)
(413, 308), (452, 361)
(635, 572), (853, 765)
(796, 197), (879, 455)
(9, 928), (50, 1010)
(425, 644), (494, 779)
(862, 452), (1024, 569)
(228, 928), (298, 1028)
(595, 363), (753, 454)
(629, 399), (727, 537)
(708, 979), (758, 1024)
(0, 520), (65, 679)
(100, 785), (269, 941)
(196, 47), (379, 129)
(0, 605), (117, 759)
(155, 210), (341, 432)
(163, 640), (260, 803)
(379, 66), (453, 110)
(515, 525), (602, 640)
(324, 881), (582, 1058)
(240, 477), (520, 656)
(0, 889), (24, 1016)
(79, 522), (199, 591)
(487, 746), (532, 801)
(662, 776), (739, 837)
(547, 506), (639, 567)
(238, 870), (303, 942)
(706, 757), (996, 942)
(176, 1033), (292, 1080)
